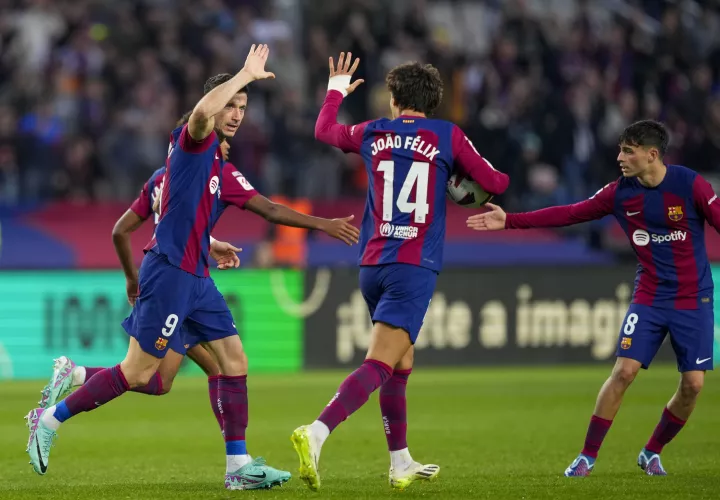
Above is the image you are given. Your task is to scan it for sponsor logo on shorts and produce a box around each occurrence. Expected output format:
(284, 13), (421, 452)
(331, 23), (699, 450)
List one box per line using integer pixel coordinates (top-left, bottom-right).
(155, 337), (168, 351)
(620, 337), (632, 350)
(379, 222), (418, 240)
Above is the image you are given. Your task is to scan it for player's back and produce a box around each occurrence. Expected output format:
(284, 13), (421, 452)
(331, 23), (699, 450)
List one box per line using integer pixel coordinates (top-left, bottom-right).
(147, 124), (223, 277)
(613, 164), (713, 309)
(357, 117), (456, 271)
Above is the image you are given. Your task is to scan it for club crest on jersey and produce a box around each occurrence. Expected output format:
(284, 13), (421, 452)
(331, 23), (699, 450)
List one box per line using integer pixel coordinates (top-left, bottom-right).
(209, 175), (219, 195)
(620, 337), (632, 350)
(667, 205), (683, 222)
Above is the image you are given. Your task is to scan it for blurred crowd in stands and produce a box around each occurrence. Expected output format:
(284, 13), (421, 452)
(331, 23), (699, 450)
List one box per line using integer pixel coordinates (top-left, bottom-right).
(1, 0), (720, 214)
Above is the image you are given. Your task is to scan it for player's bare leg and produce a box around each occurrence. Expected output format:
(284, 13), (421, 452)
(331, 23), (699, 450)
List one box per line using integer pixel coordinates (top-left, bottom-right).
(27, 338), (161, 475)
(381, 346), (439, 490)
(292, 322), (409, 491)
(638, 370), (703, 476)
(206, 335), (290, 490)
(187, 345), (224, 431)
(565, 357), (641, 477)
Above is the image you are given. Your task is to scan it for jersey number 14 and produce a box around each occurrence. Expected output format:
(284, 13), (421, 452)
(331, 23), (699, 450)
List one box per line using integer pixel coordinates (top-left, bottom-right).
(378, 161), (430, 224)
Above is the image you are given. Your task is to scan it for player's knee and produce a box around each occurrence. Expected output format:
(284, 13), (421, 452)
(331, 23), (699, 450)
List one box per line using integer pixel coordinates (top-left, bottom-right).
(611, 363), (639, 387)
(680, 375), (704, 398)
(159, 375), (174, 394)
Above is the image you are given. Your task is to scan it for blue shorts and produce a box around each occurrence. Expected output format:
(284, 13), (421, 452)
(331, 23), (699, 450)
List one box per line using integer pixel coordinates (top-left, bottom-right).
(122, 252), (237, 358)
(359, 263), (437, 343)
(615, 303), (715, 372)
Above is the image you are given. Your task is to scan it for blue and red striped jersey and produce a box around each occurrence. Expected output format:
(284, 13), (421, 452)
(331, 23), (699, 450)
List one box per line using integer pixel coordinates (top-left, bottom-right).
(506, 165), (720, 309)
(130, 166), (165, 223)
(144, 124), (224, 277)
(316, 91), (509, 272)
(131, 161), (258, 231)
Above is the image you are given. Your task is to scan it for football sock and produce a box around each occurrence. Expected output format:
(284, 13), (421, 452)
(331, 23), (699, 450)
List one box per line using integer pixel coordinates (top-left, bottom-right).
(581, 415), (613, 459)
(318, 359), (393, 433)
(645, 407), (686, 454)
(73, 366), (103, 386)
(43, 365), (129, 428)
(208, 375), (224, 432)
(129, 372), (164, 395)
(219, 375), (251, 472)
(380, 369), (411, 452)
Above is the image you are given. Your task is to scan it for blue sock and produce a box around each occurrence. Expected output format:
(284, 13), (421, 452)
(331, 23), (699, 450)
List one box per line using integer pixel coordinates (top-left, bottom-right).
(53, 401), (72, 423)
(226, 440), (247, 456)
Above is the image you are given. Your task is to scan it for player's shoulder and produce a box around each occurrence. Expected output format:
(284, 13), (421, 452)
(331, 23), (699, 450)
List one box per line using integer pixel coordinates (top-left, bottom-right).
(222, 161), (255, 192)
(668, 164), (700, 182)
(147, 166), (166, 185)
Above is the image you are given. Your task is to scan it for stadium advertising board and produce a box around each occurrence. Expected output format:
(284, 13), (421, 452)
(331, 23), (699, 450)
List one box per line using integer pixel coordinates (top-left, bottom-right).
(303, 266), (718, 368)
(0, 270), (304, 379)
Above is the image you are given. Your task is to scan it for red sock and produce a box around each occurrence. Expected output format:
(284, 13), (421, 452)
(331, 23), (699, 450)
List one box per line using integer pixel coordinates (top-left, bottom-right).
(645, 407), (686, 454)
(379, 369), (411, 451)
(83, 367), (104, 381)
(581, 415), (613, 458)
(130, 372), (164, 395)
(318, 359), (393, 432)
(208, 375), (223, 431)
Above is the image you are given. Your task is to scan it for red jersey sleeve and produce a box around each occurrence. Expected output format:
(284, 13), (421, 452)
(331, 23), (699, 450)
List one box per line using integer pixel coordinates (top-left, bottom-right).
(178, 123), (217, 154)
(220, 163), (258, 209)
(506, 181), (617, 229)
(314, 90), (370, 154)
(451, 126), (509, 195)
(692, 175), (720, 232)
(129, 180), (152, 219)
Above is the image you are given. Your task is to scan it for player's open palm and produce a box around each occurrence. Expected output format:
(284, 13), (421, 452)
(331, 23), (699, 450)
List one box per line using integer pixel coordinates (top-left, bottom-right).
(329, 52), (364, 95)
(322, 215), (360, 246)
(210, 240), (242, 270)
(243, 44), (275, 81)
(466, 203), (507, 231)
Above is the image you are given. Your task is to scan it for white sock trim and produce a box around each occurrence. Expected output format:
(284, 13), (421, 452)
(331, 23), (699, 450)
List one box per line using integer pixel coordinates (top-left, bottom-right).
(71, 366), (86, 386)
(41, 406), (61, 431)
(226, 454), (252, 473)
(310, 420), (330, 447)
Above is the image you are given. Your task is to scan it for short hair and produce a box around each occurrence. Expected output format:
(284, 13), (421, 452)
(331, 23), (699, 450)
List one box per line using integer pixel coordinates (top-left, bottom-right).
(203, 73), (249, 96)
(618, 120), (669, 156)
(386, 62), (443, 116)
(176, 110), (192, 126)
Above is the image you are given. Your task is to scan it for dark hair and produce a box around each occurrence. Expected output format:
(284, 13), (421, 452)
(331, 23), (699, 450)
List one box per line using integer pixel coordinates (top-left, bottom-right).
(618, 120), (669, 156)
(386, 62), (443, 116)
(177, 110), (192, 126)
(203, 73), (249, 96)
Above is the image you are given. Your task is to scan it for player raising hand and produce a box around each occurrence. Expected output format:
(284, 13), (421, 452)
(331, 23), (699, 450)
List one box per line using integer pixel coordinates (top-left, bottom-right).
(290, 53), (509, 491)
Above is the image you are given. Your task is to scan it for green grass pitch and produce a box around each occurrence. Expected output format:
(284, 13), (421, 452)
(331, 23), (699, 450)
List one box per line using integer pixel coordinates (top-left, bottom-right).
(2, 365), (720, 499)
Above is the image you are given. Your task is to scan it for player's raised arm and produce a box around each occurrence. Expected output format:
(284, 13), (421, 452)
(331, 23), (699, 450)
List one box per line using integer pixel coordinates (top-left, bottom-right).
(188, 44), (275, 141)
(451, 126), (509, 196)
(692, 174), (720, 232)
(315, 52), (369, 153)
(467, 181), (617, 231)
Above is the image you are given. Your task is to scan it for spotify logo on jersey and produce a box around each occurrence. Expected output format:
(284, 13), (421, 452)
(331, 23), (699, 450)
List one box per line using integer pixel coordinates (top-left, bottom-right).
(632, 229), (650, 246)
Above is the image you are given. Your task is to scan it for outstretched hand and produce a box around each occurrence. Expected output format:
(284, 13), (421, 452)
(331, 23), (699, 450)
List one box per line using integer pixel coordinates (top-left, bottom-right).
(321, 215), (360, 245)
(466, 203), (507, 231)
(210, 240), (242, 269)
(328, 52), (364, 95)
